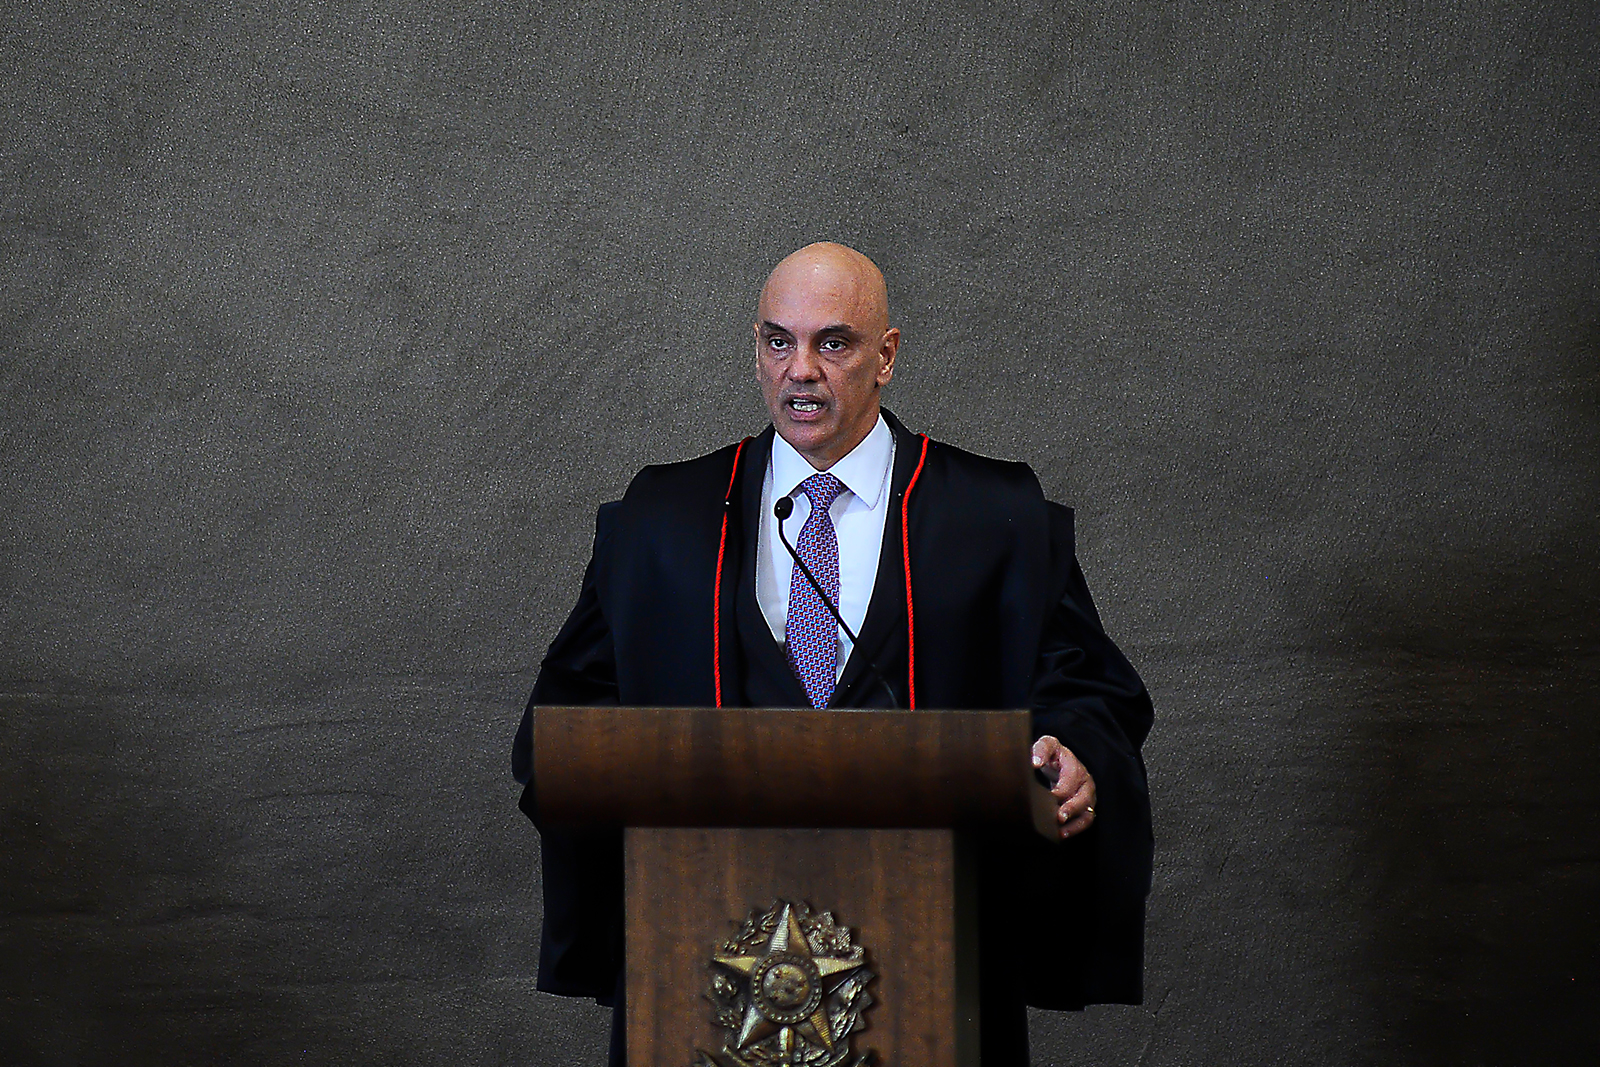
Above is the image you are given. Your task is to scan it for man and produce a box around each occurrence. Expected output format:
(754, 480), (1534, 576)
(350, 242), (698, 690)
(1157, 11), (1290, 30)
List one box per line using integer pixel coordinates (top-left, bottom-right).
(513, 242), (1153, 1065)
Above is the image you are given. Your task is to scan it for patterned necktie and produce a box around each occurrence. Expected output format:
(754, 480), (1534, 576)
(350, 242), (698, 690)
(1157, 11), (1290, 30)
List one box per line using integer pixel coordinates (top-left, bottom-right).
(784, 472), (847, 708)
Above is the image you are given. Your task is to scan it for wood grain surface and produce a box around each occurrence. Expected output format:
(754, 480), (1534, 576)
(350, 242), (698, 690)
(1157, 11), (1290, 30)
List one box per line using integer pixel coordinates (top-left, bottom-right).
(535, 706), (1037, 829)
(626, 827), (978, 1067)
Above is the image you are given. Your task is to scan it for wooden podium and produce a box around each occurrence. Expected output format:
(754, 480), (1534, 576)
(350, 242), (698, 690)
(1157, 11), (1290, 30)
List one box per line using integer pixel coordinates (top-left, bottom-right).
(534, 706), (1055, 1067)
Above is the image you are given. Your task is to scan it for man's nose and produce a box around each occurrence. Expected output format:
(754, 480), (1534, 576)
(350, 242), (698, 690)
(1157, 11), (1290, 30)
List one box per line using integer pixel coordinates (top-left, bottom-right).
(784, 345), (823, 380)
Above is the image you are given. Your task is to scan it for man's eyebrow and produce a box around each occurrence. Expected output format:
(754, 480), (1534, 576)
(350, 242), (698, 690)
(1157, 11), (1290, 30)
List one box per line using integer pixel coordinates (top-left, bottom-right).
(758, 321), (863, 342)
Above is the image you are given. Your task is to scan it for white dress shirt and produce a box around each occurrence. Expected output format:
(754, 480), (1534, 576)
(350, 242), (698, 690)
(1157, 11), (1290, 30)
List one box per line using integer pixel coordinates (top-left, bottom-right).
(756, 414), (896, 679)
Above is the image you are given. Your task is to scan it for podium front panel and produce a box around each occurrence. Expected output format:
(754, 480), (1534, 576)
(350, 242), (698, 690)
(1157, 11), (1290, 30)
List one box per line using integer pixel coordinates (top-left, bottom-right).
(626, 827), (979, 1067)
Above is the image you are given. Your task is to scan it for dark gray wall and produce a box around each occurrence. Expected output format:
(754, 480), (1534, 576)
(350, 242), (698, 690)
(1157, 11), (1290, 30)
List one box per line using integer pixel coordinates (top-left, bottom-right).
(3, 1), (1595, 1063)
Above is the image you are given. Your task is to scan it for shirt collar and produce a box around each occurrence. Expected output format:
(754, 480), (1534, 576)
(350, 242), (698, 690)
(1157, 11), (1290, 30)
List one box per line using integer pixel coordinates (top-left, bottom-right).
(771, 413), (893, 509)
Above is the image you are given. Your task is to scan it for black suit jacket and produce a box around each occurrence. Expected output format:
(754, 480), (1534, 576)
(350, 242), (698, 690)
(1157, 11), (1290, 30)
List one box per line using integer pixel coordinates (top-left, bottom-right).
(514, 410), (1154, 1010)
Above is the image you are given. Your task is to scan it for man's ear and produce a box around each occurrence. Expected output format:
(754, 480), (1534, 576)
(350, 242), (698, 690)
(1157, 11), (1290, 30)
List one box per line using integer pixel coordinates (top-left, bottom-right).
(877, 327), (900, 385)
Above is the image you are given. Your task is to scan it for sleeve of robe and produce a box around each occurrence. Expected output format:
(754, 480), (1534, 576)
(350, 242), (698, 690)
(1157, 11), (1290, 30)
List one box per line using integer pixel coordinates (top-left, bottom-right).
(512, 502), (626, 1004)
(1016, 501), (1155, 1009)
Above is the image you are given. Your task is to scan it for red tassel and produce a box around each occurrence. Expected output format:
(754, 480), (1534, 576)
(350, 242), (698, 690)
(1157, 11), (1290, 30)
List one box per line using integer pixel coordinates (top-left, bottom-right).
(901, 435), (930, 709)
(713, 438), (748, 708)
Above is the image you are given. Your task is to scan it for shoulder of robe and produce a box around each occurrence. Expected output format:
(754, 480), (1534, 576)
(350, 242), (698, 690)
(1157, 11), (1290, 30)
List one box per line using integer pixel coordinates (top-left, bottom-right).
(913, 435), (1052, 524)
(618, 439), (750, 514)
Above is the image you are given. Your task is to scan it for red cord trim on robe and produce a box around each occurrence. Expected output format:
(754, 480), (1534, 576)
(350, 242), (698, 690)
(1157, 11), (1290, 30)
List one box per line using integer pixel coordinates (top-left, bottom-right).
(713, 438), (748, 708)
(901, 435), (930, 709)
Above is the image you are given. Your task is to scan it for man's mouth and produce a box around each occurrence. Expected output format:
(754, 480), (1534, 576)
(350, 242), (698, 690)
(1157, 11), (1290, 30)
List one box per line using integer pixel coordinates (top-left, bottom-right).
(786, 396), (825, 414)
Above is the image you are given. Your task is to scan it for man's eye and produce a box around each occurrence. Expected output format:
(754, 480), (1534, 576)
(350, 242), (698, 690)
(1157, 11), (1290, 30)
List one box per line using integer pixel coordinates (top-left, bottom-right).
(821, 338), (846, 351)
(768, 336), (790, 350)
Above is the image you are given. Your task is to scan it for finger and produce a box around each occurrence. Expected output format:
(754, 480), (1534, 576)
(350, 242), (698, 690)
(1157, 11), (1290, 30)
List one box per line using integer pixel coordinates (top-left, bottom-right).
(1058, 799), (1098, 838)
(1055, 781), (1098, 833)
(1031, 736), (1061, 770)
(1055, 783), (1091, 821)
(1050, 763), (1086, 800)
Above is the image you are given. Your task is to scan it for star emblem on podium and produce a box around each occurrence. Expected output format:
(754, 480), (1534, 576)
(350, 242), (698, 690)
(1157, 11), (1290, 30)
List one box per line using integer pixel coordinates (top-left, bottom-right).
(700, 900), (875, 1067)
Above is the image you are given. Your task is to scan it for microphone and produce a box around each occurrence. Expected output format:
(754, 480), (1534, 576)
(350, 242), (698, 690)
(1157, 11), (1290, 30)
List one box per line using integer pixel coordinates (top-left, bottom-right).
(774, 496), (900, 708)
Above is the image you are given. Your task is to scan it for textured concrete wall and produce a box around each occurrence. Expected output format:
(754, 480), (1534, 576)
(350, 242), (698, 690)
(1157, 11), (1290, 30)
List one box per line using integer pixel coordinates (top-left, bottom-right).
(3, 1), (1595, 1063)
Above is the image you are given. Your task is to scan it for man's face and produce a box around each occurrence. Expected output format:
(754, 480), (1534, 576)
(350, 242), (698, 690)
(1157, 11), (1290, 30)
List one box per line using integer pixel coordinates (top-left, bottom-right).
(755, 256), (898, 470)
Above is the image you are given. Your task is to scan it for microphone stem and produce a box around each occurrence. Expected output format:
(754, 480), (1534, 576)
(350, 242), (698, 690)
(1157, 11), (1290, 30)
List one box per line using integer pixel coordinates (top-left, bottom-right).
(779, 522), (863, 648)
(776, 505), (899, 708)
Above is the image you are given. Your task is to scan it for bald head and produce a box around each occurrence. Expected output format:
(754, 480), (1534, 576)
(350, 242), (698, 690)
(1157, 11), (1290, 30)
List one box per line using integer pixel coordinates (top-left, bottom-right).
(754, 242), (900, 469)
(758, 242), (891, 337)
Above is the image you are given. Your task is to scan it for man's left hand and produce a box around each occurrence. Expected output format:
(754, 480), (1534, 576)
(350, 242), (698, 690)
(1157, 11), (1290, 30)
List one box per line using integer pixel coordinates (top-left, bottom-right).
(1032, 735), (1097, 840)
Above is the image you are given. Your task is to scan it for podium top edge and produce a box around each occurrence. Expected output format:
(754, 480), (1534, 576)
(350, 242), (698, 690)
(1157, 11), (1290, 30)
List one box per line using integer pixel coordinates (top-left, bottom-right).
(532, 705), (1030, 716)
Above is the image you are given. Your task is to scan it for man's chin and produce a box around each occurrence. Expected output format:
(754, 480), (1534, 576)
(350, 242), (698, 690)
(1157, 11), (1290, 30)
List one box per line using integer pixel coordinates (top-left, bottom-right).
(773, 420), (838, 466)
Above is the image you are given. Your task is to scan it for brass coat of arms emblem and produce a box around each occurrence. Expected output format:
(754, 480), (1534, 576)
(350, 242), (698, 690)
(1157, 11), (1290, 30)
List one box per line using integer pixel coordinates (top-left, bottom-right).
(693, 900), (876, 1067)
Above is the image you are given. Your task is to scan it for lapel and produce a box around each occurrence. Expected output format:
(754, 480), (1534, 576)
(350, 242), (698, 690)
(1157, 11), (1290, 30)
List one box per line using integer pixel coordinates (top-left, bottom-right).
(834, 408), (926, 706)
(733, 428), (810, 707)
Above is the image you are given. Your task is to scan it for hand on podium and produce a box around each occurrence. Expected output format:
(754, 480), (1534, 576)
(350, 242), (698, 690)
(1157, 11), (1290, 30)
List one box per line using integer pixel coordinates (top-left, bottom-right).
(1032, 735), (1098, 840)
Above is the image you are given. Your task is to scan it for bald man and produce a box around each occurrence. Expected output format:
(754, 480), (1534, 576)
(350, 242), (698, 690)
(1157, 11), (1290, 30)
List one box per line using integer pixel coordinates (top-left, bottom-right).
(514, 243), (1153, 1066)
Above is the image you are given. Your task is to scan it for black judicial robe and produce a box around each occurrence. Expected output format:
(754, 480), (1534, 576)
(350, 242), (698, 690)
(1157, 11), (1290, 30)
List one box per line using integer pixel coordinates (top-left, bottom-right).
(513, 409), (1154, 1011)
